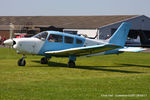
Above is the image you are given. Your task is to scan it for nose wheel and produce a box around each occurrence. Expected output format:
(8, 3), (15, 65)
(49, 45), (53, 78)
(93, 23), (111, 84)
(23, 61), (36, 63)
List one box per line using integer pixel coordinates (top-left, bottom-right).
(18, 55), (26, 66)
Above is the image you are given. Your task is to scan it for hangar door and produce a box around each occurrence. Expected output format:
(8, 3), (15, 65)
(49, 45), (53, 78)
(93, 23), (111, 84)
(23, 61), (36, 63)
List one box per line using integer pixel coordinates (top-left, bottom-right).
(111, 29), (150, 47)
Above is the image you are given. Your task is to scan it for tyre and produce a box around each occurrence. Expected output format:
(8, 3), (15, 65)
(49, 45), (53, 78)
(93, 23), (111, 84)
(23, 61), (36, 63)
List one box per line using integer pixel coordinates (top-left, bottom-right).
(18, 58), (26, 66)
(68, 60), (75, 68)
(40, 57), (48, 64)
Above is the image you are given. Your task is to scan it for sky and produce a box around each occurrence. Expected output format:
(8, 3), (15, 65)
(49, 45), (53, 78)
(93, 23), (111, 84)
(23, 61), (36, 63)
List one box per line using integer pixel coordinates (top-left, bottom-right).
(0, 0), (150, 17)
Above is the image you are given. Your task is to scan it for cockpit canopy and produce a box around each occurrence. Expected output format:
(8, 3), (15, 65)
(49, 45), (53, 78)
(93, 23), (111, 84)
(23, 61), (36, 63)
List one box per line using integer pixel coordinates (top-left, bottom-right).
(32, 31), (48, 41)
(33, 31), (84, 45)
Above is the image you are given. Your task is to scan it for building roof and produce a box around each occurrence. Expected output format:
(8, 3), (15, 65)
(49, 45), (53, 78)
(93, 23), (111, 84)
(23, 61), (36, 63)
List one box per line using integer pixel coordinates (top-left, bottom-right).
(0, 15), (138, 29)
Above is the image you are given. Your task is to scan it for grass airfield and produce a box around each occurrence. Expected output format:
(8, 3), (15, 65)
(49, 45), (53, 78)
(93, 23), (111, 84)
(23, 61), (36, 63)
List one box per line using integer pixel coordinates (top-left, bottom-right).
(0, 48), (150, 100)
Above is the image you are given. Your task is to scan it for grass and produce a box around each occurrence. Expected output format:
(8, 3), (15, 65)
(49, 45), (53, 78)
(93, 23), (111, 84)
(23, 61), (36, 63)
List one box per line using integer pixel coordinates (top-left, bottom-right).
(0, 48), (150, 100)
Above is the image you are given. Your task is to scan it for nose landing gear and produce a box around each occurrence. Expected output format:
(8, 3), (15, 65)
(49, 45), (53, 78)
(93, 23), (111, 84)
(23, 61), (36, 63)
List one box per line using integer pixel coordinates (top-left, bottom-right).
(18, 55), (26, 66)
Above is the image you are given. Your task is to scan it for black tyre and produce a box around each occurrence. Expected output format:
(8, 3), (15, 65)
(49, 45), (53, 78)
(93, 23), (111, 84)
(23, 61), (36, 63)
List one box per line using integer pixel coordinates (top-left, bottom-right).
(18, 58), (26, 66)
(40, 57), (48, 64)
(68, 60), (75, 68)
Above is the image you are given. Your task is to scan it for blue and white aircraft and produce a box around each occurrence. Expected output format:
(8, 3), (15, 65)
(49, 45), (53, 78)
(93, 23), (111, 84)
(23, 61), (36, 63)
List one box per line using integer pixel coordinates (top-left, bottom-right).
(4, 22), (145, 67)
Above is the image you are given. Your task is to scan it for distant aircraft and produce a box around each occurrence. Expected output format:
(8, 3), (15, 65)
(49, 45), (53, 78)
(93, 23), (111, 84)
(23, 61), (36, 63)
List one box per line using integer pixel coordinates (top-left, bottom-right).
(126, 36), (141, 47)
(4, 22), (145, 67)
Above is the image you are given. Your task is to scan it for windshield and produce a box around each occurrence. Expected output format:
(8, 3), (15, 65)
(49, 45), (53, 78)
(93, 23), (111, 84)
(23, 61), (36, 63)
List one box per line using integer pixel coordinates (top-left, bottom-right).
(32, 32), (48, 41)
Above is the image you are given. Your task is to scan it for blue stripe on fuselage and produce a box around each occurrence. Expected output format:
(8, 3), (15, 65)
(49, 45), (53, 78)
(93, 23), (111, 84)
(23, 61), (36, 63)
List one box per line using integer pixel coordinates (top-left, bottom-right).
(38, 31), (85, 55)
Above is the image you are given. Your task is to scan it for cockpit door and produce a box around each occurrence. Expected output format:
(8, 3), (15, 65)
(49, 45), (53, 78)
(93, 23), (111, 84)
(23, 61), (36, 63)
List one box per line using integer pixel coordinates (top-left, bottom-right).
(43, 34), (63, 51)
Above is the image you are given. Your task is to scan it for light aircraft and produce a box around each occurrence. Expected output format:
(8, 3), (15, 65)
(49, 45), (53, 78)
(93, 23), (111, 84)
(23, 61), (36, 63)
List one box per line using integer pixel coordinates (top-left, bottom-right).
(4, 22), (145, 67)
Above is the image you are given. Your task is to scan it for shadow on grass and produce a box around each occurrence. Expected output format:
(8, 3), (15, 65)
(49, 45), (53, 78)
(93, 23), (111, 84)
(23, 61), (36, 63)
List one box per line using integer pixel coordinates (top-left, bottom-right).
(120, 64), (150, 68)
(31, 60), (67, 67)
(31, 60), (144, 73)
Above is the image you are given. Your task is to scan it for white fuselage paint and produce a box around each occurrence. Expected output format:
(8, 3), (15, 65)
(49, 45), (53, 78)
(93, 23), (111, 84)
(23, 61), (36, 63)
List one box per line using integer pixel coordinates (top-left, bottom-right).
(84, 38), (106, 46)
(9, 37), (107, 55)
(13, 38), (44, 54)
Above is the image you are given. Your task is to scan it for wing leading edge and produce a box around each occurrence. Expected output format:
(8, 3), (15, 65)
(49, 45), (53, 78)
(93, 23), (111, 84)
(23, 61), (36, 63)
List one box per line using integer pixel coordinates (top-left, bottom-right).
(45, 44), (121, 57)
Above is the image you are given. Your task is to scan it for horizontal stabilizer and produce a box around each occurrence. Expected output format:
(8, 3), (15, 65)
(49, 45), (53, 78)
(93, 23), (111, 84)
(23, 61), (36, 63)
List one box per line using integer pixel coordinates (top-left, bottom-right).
(119, 47), (146, 52)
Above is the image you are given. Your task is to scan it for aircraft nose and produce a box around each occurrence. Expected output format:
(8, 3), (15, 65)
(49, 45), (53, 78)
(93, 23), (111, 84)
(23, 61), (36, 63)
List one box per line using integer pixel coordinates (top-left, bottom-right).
(4, 39), (16, 46)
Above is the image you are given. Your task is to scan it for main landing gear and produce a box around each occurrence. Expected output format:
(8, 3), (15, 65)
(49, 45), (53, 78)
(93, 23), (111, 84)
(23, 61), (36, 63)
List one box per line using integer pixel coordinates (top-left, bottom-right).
(68, 60), (75, 68)
(68, 56), (76, 68)
(40, 57), (48, 64)
(40, 56), (76, 68)
(18, 55), (26, 66)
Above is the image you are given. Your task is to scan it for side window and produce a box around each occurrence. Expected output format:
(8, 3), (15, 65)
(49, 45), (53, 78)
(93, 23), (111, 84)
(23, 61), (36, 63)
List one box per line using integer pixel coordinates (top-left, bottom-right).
(76, 38), (83, 44)
(64, 36), (74, 44)
(48, 34), (63, 43)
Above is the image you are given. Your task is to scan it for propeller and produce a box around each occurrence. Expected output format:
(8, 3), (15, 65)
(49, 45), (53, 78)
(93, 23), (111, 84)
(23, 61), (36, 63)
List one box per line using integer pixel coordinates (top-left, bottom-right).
(3, 39), (16, 47)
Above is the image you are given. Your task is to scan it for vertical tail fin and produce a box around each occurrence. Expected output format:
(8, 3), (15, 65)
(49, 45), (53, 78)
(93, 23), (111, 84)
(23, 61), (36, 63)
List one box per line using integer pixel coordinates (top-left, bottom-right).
(108, 22), (131, 47)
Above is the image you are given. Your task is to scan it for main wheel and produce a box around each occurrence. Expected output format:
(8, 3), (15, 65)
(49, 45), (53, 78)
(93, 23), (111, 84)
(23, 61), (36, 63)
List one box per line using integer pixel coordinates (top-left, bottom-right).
(40, 57), (48, 64)
(68, 60), (75, 68)
(18, 58), (26, 66)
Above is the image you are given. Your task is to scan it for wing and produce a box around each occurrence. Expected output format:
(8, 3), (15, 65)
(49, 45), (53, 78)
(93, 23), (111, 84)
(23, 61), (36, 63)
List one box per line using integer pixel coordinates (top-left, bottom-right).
(45, 44), (121, 57)
(118, 47), (146, 52)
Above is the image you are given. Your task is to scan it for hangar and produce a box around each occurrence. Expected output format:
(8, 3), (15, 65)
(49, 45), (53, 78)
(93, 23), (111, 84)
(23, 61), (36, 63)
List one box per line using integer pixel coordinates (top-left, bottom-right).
(98, 15), (150, 47)
(0, 15), (150, 46)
